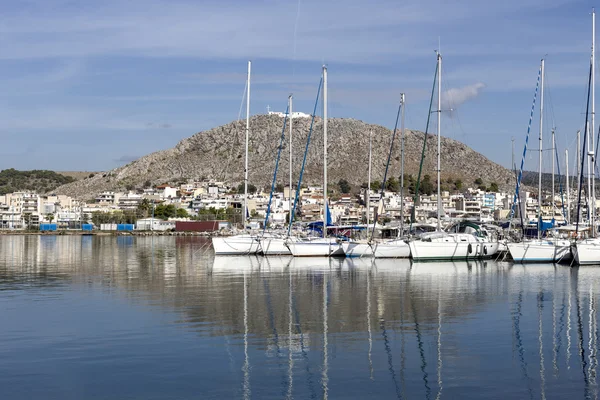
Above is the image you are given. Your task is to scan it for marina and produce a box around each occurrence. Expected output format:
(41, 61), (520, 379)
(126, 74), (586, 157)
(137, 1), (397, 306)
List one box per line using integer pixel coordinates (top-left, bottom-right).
(2, 235), (600, 399)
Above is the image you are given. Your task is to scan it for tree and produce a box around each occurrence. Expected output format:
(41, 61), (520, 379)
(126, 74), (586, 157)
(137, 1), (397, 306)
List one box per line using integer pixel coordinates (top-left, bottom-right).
(143, 180), (152, 188)
(154, 204), (177, 220)
(474, 177), (483, 185)
(275, 183), (285, 193)
(386, 177), (400, 192)
(421, 175), (434, 195)
(176, 208), (189, 218)
(454, 179), (463, 191)
(237, 183), (258, 194)
(489, 182), (499, 193)
(338, 179), (351, 194)
(137, 198), (152, 218)
(46, 214), (54, 224)
(371, 180), (381, 191)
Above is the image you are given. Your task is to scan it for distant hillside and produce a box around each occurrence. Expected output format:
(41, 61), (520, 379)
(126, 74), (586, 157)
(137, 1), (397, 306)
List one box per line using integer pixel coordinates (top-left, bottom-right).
(0, 169), (77, 195)
(54, 115), (517, 199)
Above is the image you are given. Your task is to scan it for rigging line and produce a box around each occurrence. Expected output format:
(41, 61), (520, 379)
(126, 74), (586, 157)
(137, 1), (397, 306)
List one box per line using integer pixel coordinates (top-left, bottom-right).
(576, 60), (593, 236)
(224, 80), (249, 183)
(555, 145), (567, 221)
(263, 105), (290, 235)
(287, 76), (323, 236)
(508, 63), (542, 223)
(371, 99), (402, 241)
(410, 61), (438, 225)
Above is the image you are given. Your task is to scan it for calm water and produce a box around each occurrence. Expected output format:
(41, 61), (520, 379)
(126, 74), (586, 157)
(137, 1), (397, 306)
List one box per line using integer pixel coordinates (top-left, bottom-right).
(1, 236), (600, 399)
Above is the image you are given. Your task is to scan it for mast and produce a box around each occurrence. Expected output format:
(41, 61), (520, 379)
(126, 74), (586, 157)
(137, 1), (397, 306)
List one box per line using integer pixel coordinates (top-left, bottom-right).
(593, 8), (596, 235)
(538, 58), (545, 240)
(578, 129), (582, 224)
(436, 52), (442, 232)
(552, 129), (556, 220)
(367, 130), (372, 234)
(243, 60), (251, 228)
(588, 121), (592, 221)
(322, 65), (328, 238)
(400, 93), (406, 234)
(567, 150), (570, 224)
(289, 94), (293, 224)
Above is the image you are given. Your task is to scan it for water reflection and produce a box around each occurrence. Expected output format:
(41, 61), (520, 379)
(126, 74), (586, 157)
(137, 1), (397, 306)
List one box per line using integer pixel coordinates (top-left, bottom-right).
(2, 236), (600, 398)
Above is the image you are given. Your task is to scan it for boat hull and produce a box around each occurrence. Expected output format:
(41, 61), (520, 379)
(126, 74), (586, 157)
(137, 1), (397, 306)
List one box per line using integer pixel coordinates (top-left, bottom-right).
(342, 239), (410, 258)
(507, 240), (570, 263)
(212, 236), (260, 255)
(573, 239), (600, 265)
(259, 237), (292, 255)
(410, 234), (498, 261)
(286, 238), (344, 257)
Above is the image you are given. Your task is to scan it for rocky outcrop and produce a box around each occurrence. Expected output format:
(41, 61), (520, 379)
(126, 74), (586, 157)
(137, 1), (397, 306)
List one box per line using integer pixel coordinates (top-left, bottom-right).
(54, 115), (515, 199)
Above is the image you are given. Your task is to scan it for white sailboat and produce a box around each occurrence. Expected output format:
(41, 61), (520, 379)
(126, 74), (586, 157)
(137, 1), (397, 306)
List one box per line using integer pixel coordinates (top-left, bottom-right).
(573, 8), (600, 265)
(409, 52), (499, 261)
(287, 66), (344, 257)
(213, 61), (259, 255)
(508, 58), (569, 263)
(342, 94), (410, 258)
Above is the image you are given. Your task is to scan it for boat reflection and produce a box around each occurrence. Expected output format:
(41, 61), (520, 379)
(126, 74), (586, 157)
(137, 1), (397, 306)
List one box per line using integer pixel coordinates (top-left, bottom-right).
(3, 236), (600, 398)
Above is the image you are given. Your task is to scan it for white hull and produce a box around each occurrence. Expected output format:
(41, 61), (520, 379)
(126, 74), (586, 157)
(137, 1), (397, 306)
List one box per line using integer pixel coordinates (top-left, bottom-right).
(259, 237), (292, 255)
(286, 238), (344, 257)
(507, 239), (570, 263)
(212, 235), (260, 255)
(409, 233), (499, 261)
(342, 239), (410, 258)
(573, 239), (600, 265)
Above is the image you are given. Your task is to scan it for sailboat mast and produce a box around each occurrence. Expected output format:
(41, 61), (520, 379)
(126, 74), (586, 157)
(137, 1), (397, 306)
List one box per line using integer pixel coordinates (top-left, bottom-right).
(552, 129), (555, 219)
(289, 94), (293, 223)
(588, 121), (592, 221)
(367, 130), (372, 233)
(243, 60), (251, 228)
(567, 150), (570, 224)
(538, 58), (545, 240)
(577, 129), (581, 224)
(323, 65), (328, 238)
(400, 93), (406, 234)
(592, 8), (596, 235)
(436, 52), (442, 232)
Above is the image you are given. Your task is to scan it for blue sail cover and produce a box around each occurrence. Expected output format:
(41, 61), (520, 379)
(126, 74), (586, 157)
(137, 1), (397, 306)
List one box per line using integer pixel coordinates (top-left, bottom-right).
(308, 202), (334, 234)
(539, 217), (555, 232)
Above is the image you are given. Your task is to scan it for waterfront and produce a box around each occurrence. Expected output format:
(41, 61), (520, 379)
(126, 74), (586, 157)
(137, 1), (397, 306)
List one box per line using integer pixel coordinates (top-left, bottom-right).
(1, 236), (600, 399)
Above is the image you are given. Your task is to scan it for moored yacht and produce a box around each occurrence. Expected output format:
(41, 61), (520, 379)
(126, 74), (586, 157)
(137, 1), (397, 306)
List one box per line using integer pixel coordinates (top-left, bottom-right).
(342, 239), (410, 258)
(508, 239), (571, 263)
(410, 232), (499, 261)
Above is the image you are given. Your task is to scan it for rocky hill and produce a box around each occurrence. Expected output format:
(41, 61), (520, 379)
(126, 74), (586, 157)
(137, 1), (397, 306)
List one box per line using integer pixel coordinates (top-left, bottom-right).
(54, 115), (516, 199)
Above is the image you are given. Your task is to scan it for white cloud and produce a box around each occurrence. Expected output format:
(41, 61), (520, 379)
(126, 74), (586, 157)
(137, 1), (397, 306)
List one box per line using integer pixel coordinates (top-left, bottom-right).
(442, 83), (485, 110)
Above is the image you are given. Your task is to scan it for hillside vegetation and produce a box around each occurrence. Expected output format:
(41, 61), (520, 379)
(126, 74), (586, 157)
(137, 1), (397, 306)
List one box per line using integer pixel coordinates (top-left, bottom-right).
(0, 169), (76, 195)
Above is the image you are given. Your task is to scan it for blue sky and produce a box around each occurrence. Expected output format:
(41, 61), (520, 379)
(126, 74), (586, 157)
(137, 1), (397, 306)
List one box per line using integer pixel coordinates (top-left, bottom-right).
(0, 0), (597, 174)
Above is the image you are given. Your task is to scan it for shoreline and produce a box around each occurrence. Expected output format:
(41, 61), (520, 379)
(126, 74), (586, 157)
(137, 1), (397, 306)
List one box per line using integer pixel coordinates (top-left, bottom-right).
(0, 230), (222, 237)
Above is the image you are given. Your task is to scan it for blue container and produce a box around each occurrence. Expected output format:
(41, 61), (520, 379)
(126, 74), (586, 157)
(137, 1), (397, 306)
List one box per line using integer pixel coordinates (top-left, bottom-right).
(116, 224), (134, 231)
(82, 224), (93, 231)
(40, 224), (57, 231)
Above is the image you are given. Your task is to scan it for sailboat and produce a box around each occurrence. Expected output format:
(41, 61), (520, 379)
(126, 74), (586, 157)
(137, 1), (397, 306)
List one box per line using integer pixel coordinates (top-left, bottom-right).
(408, 52), (499, 261)
(257, 96), (293, 256)
(572, 9), (600, 265)
(342, 94), (410, 258)
(212, 61), (260, 255)
(507, 58), (571, 263)
(286, 66), (344, 257)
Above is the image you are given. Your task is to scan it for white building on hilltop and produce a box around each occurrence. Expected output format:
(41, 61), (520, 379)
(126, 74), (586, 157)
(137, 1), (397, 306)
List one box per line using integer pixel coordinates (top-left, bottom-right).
(267, 105), (311, 119)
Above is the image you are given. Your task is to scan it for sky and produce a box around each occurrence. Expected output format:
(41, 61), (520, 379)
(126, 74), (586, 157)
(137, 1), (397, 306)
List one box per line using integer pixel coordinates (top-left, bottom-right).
(0, 0), (598, 175)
